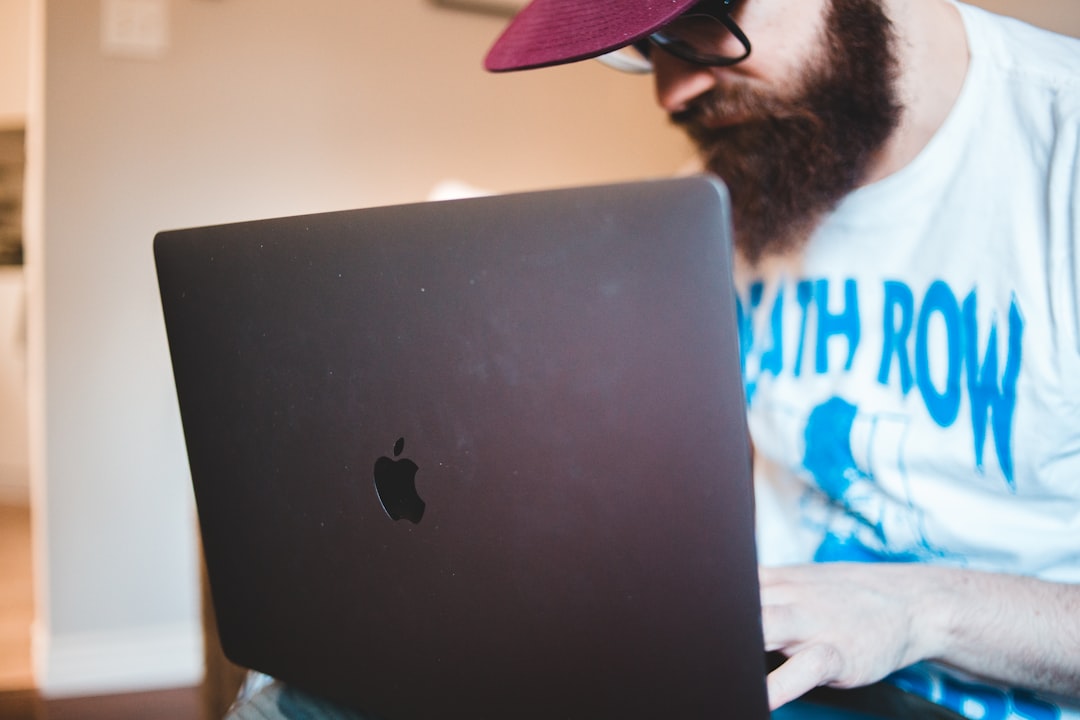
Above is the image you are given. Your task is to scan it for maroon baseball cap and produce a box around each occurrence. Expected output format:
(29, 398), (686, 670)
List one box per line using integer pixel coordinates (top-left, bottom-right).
(484, 0), (700, 72)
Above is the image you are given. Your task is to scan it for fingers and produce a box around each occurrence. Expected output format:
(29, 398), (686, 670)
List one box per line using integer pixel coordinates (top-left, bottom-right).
(760, 562), (823, 589)
(760, 599), (798, 652)
(760, 568), (816, 651)
(766, 645), (842, 710)
(760, 586), (842, 709)
(758, 564), (887, 710)
(760, 572), (832, 709)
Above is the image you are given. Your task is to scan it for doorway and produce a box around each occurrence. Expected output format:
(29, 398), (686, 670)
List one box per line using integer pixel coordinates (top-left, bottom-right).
(0, 126), (31, 692)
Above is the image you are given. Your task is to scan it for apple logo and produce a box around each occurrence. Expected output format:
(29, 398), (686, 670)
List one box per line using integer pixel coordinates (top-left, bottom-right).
(373, 437), (425, 524)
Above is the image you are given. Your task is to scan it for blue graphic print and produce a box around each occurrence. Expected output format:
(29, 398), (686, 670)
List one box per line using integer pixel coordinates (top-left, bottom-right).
(737, 277), (1024, 487)
(801, 395), (944, 563)
(803, 397), (862, 501)
(891, 664), (1061, 720)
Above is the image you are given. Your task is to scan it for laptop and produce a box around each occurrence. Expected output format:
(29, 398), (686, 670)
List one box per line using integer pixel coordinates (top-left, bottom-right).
(155, 175), (768, 718)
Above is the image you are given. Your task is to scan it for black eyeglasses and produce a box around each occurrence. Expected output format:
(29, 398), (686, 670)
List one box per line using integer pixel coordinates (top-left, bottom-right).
(597, 0), (752, 74)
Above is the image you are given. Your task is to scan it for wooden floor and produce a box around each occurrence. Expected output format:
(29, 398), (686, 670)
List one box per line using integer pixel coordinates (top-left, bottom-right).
(0, 503), (33, 692)
(0, 685), (206, 720)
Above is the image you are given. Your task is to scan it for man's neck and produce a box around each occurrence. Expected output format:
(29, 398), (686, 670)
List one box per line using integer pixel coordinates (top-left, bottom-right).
(862, 0), (970, 185)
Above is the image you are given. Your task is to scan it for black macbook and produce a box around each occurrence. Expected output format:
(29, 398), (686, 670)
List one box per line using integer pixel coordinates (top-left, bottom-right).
(155, 176), (768, 718)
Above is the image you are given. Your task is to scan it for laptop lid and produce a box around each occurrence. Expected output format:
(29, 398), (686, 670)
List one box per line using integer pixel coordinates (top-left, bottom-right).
(155, 175), (768, 719)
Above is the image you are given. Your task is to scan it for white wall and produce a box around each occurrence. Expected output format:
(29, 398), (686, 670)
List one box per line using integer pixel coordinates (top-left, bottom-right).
(20, 0), (1080, 700)
(973, 0), (1080, 36)
(0, 0), (30, 128)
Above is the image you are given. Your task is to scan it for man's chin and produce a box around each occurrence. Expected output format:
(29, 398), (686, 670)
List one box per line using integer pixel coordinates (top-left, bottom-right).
(728, 208), (821, 267)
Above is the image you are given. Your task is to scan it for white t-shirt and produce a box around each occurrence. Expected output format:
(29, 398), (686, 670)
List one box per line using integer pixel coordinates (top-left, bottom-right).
(739, 4), (1080, 718)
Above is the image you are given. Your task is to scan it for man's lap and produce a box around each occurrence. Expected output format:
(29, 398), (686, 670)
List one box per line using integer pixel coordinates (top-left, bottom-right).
(224, 677), (962, 720)
(226, 679), (373, 720)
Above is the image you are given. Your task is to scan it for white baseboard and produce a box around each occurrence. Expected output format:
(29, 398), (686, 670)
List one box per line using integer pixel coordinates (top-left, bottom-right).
(34, 621), (205, 698)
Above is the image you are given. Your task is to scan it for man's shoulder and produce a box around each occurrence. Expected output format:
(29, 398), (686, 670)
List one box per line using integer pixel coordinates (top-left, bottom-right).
(959, 3), (1080, 92)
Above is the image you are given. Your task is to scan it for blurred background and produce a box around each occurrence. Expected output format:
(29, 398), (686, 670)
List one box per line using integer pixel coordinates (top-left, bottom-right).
(0, 0), (1077, 718)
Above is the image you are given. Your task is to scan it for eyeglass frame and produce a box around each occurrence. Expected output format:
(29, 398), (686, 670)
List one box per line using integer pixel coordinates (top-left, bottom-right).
(601, 0), (752, 73)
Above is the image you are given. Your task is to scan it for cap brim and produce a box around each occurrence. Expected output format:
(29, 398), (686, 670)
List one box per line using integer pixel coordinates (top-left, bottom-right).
(484, 0), (699, 72)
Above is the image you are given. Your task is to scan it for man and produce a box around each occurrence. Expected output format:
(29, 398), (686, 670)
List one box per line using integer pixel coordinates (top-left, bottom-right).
(486, 0), (1080, 718)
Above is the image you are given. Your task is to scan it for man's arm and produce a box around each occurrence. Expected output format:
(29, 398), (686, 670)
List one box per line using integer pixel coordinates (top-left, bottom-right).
(760, 562), (1080, 710)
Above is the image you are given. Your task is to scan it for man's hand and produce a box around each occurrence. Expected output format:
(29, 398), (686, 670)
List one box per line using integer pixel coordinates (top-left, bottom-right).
(759, 563), (1080, 710)
(760, 563), (941, 709)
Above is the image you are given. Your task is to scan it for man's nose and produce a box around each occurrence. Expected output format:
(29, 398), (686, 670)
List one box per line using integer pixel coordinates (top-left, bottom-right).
(653, 53), (718, 113)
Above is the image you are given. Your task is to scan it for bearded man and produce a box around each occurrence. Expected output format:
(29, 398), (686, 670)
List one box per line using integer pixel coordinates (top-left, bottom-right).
(488, 1), (1080, 718)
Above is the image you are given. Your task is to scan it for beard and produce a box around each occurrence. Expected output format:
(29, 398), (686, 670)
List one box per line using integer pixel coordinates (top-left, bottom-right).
(672, 0), (902, 264)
